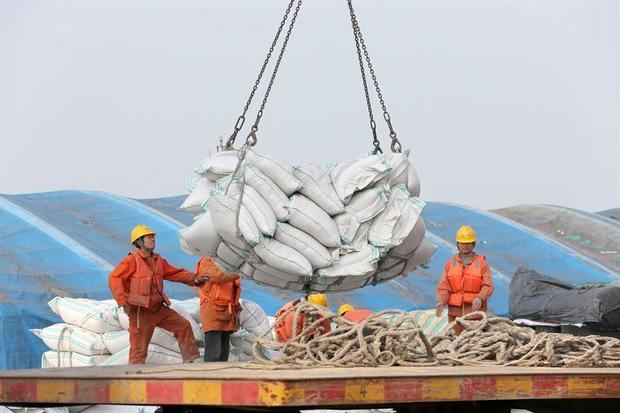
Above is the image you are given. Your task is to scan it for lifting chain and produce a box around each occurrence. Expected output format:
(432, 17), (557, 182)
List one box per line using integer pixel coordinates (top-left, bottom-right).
(245, 0), (303, 147)
(225, 0), (298, 150)
(347, 0), (402, 153)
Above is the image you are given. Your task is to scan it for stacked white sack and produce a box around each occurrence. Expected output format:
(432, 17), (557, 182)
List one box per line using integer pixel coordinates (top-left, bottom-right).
(179, 148), (436, 292)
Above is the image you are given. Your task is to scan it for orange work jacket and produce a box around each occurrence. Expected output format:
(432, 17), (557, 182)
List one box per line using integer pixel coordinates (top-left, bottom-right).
(436, 253), (493, 312)
(275, 300), (331, 343)
(108, 250), (195, 311)
(195, 257), (242, 333)
(343, 309), (373, 323)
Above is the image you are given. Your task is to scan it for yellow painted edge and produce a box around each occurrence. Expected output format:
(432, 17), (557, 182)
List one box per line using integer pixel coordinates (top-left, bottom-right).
(36, 380), (74, 402)
(258, 381), (305, 406)
(183, 380), (222, 405)
(567, 377), (606, 397)
(109, 380), (147, 404)
(422, 378), (461, 401)
(496, 376), (533, 398)
(345, 380), (385, 403)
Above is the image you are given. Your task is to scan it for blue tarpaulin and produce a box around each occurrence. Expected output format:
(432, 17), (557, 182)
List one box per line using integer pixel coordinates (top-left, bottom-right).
(0, 191), (617, 370)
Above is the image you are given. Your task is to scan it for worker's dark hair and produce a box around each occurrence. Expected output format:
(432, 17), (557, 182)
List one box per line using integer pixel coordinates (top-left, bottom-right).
(133, 237), (144, 249)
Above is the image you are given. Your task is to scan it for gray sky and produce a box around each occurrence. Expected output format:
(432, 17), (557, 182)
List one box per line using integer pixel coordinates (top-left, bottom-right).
(1, 0), (618, 212)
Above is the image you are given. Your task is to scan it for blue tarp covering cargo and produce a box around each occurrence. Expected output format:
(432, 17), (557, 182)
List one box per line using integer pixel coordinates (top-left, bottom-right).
(0, 191), (618, 369)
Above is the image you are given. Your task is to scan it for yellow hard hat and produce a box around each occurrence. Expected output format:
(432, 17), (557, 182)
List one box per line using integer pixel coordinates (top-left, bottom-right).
(130, 224), (156, 244)
(338, 304), (354, 316)
(455, 225), (477, 243)
(307, 293), (328, 307)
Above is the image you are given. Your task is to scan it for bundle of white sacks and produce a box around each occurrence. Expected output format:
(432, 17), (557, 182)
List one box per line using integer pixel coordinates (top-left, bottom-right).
(179, 149), (436, 291)
(32, 297), (272, 367)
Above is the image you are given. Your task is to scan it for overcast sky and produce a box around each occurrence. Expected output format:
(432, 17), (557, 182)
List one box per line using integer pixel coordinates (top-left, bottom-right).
(1, 0), (618, 212)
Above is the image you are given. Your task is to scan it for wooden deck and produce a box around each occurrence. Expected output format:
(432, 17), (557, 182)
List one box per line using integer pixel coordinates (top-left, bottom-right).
(1, 363), (620, 407)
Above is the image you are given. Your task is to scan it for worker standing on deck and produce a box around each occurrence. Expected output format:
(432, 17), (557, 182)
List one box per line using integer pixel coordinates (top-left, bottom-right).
(109, 225), (205, 364)
(435, 226), (493, 334)
(338, 304), (372, 323)
(275, 293), (331, 342)
(194, 256), (242, 362)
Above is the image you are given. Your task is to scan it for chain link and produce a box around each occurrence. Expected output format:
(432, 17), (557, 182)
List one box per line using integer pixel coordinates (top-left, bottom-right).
(347, 0), (401, 153)
(225, 0), (296, 150)
(246, 0), (303, 147)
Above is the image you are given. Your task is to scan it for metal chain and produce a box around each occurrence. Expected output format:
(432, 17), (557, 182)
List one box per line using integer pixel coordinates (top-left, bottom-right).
(347, 0), (381, 154)
(224, 0), (296, 150)
(347, 0), (402, 153)
(246, 0), (303, 147)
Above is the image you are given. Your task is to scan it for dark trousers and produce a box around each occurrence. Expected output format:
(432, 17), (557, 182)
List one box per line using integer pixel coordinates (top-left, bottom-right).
(204, 331), (232, 362)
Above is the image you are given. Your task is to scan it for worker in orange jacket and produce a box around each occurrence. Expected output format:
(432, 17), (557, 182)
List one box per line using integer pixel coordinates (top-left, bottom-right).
(338, 304), (372, 323)
(275, 293), (331, 343)
(435, 226), (494, 334)
(109, 224), (206, 364)
(194, 256), (242, 362)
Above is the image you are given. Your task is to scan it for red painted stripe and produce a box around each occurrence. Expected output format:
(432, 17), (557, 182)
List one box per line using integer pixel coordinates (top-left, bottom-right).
(2, 380), (37, 402)
(146, 380), (183, 404)
(304, 379), (346, 404)
(384, 378), (423, 401)
(74, 380), (110, 404)
(221, 381), (259, 405)
(461, 376), (497, 400)
(533, 375), (568, 398)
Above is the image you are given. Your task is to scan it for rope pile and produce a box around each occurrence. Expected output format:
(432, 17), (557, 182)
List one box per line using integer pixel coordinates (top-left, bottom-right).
(252, 302), (620, 368)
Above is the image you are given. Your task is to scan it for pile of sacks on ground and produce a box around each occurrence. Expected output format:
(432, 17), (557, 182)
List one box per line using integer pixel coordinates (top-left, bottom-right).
(178, 148), (436, 292)
(32, 297), (273, 368)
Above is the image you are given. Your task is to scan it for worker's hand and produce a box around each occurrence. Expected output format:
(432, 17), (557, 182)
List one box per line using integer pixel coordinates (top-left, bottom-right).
(122, 304), (131, 314)
(193, 276), (210, 286)
(435, 303), (445, 317)
(471, 297), (483, 311)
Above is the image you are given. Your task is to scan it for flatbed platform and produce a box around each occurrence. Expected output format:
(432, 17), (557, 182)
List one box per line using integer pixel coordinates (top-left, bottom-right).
(1, 363), (620, 408)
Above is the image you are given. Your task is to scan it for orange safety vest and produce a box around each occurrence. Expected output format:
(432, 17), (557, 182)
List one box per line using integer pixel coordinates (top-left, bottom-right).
(274, 300), (331, 343)
(126, 252), (170, 310)
(446, 254), (486, 307)
(343, 309), (373, 323)
(201, 278), (242, 319)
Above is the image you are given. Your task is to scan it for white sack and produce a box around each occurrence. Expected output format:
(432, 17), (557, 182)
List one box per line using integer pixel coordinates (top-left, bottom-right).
(103, 330), (129, 354)
(274, 223), (335, 269)
(170, 297), (201, 324)
(48, 297), (122, 334)
(99, 344), (182, 366)
(170, 302), (204, 344)
(41, 351), (109, 368)
(316, 244), (379, 278)
(178, 210), (221, 256)
(215, 242), (246, 271)
(238, 299), (271, 339)
(390, 218), (426, 257)
(341, 221), (371, 254)
(245, 149), (303, 195)
(31, 323), (109, 356)
(178, 176), (216, 213)
(251, 263), (307, 290)
(286, 194), (340, 248)
(238, 261), (255, 279)
(30, 323), (108, 356)
(229, 329), (254, 356)
(330, 154), (391, 203)
(386, 151), (421, 197)
(209, 193), (261, 249)
(194, 150), (239, 181)
(243, 164), (290, 221)
(227, 180), (278, 236)
(293, 164), (344, 215)
(402, 239), (436, 272)
(253, 237), (312, 276)
(368, 185), (424, 249)
(335, 186), (387, 243)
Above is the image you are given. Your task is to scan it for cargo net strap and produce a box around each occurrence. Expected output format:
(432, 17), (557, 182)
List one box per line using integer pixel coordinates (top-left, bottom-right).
(253, 303), (620, 368)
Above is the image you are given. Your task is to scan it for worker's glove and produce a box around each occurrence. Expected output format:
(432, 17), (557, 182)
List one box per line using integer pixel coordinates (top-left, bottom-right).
(435, 303), (445, 317)
(471, 297), (483, 311)
(193, 276), (210, 286)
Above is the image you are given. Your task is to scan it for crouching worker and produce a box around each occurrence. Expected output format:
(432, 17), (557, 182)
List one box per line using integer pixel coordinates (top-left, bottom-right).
(195, 256), (242, 362)
(275, 293), (331, 343)
(109, 225), (206, 364)
(338, 304), (372, 323)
